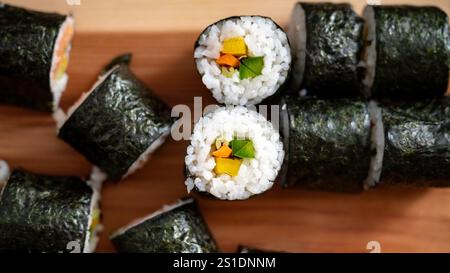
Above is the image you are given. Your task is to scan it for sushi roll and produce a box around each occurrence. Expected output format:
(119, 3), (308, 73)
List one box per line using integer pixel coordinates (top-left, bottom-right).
(279, 96), (381, 192)
(0, 169), (101, 253)
(288, 3), (364, 97)
(111, 198), (218, 253)
(57, 54), (174, 181)
(380, 99), (450, 186)
(194, 16), (291, 106)
(362, 5), (449, 100)
(0, 4), (74, 111)
(184, 106), (284, 200)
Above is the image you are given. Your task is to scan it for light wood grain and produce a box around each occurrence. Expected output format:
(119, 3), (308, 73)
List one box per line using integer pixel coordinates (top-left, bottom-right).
(1, 0), (450, 253)
(6, 0), (450, 32)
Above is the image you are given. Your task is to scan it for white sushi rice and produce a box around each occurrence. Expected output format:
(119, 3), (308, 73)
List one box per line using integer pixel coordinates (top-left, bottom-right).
(287, 3), (307, 93)
(110, 198), (194, 239)
(50, 16), (74, 112)
(185, 106), (284, 200)
(194, 16), (291, 105)
(362, 6), (376, 97)
(0, 160), (10, 190)
(365, 101), (385, 188)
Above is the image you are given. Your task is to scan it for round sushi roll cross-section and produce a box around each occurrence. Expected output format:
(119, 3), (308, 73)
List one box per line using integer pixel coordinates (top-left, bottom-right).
(0, 169), (101, 253)
(0, 4), (74, 112)
(280, 97), (372, 193)
(185, 106), (284, 200)
(380, 99), (450, 186)
(58, 57), (174, 181)
(194, 16), (291, 106)
(288, 3), (364, 97)
(362, 5), (449, 100)
(111, 198), (218, 253)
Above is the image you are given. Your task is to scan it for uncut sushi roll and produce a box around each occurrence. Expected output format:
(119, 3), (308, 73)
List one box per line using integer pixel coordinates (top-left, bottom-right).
(362, 5), (450, 100)
(380, 99), (450, 186)
(184, 106), (284, 200)
(0, 169), (101, 253)
(279, 96), (383, 192)
(0, 3), (74, 111)
(288, 2), (364, 97)
(57, 54), (174, 181)
(194, 16), (291, 106)
(111, 198), (218, 253)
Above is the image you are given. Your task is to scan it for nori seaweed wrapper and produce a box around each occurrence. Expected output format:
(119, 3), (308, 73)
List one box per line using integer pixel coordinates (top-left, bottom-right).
(381, 99), (450, 186)
(0, 169), (93, 253)
(111, 198), (218, 253)
(0, 4), (68, 111)
(58, 59), (174, 181)
(280, 96), (371, 192)
(367, 5), (449, 100)
(291, 3), (364, 97)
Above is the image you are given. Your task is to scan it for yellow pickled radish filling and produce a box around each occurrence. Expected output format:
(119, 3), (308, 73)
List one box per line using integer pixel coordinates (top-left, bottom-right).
(211, 137), (255, 177)
(53, 22), (74, 81)
(89, 208), (101, 234)
(216, 36), (264, 80)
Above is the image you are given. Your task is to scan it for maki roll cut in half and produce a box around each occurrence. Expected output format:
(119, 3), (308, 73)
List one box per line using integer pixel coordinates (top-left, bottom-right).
(195, 16), (291, 105)
(57, 54), (174, 181)
(288, 2), (364, 97)
(0, 4), (74, 111)
(280, 97), (383, 192)
(362, 5), (449, 100)
(0, 169), (101, 253)
(380, 99), (450, 186)
(185, 106), (284, 200)
(111, 198), (218, 253)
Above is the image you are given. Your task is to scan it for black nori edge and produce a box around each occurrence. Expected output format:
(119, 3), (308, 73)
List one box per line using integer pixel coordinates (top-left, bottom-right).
(111, 198), (218, 253)
(294, 3), (364, 98)
(380, 98), (450, 186)
(367, 5), (449, 100)
(0, 4), (68, 111)
(58, 56), (174, 181)
(280, 96), (371, 193)
(0, 169), (93, 253)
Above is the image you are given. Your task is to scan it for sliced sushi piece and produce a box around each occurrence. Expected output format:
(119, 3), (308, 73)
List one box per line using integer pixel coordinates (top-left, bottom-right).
(362, 5), (449, 100)
(0, 169), (101, 253)
(111, 198), (218, 253)
(279, 96), (374, 193)
(57, 54), (174, 181)
(380, 99), (450, 186)
(0, 4), (74, 112)
(185, 106), (284, 200)
(288, 2), (364, 97)
(194, 16), (291, 106)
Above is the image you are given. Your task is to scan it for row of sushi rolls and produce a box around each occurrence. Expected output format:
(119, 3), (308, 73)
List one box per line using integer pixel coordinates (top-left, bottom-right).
(0, 1), (448, 253)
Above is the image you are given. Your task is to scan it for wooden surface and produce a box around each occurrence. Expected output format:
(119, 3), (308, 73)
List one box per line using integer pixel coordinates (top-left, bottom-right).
(1, 0), (450, 253)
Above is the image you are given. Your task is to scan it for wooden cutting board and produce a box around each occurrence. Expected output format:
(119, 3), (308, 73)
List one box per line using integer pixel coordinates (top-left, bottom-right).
(1, 0), (450, 253)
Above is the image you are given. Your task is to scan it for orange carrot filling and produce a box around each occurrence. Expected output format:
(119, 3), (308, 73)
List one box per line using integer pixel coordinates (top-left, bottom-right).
(53, 22), (74, 81)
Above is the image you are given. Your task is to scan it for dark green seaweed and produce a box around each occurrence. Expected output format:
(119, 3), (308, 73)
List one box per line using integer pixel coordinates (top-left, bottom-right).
(291, 3), (364, 97)
(367, 5), (449, 100)
(0, 4), (67, 111)
(58, 58), (174, 181)
(0, 169), (93, 253)
(280, 96), (371, 192)
(100, 53), (132, 76)
(111, 198), (218, 253)
(381, 99), (450, 186)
